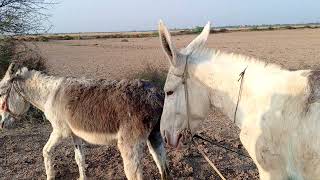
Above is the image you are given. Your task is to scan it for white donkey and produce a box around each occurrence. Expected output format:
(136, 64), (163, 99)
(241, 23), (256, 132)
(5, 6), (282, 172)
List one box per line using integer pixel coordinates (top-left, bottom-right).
(158, 20), (320, 179)
(0, 64), (169, 180)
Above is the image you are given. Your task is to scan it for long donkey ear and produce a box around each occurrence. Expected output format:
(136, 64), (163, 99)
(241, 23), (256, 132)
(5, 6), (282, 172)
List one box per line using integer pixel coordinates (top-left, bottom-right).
(184, 22), (211, 54)
(158, 20), (178, 66)
(3, 63), (15, 80)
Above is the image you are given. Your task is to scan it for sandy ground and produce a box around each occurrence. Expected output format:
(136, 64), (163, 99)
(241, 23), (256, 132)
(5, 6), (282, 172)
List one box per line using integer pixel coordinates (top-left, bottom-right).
(1, 28), (320, 179)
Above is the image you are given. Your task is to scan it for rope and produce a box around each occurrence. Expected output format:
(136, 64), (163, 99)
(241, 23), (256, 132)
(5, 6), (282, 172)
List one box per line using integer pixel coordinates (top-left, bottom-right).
(193, 139), (226, 180)
(193, 134), (251, 158)
(233, 66), (248, 123)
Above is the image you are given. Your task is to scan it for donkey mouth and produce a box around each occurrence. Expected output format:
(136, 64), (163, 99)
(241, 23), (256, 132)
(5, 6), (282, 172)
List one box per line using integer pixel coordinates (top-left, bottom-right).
(169, 133), (186, 149)
(0, 121), (4, 129)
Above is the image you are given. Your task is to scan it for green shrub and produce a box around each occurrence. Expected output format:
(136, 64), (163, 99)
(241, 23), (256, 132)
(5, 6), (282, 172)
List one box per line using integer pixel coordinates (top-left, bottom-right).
(62, 35), (74, 40)
(193, 26), (204, 34)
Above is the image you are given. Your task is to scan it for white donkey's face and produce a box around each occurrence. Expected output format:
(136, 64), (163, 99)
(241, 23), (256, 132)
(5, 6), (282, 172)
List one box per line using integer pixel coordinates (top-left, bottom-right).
(0, 64), (30, 129)
(159, 21), (211, 148)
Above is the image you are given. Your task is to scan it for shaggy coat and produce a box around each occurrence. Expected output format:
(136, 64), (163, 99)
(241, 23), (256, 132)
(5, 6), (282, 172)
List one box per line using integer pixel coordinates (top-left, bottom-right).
(61, 78), (163, 136)
(0, 65), (169, 180)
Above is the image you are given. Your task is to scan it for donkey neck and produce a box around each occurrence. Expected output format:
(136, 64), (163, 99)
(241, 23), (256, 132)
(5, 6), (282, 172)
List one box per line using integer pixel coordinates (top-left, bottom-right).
(15, 70), (62, 111)
(188, 50), (307, 128)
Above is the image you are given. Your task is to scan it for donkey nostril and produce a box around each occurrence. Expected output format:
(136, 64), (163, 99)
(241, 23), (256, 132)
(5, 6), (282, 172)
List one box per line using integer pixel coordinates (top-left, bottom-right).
(163, 130), (168, 144)
(177, 133), (183, 143)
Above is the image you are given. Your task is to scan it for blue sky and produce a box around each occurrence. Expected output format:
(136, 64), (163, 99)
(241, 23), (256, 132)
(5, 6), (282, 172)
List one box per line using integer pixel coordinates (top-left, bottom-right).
(49, 0), (320, 33)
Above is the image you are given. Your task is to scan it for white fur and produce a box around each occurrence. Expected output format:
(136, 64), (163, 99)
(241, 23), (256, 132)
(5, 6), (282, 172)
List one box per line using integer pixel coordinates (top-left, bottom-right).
(159, 21), (320, 179)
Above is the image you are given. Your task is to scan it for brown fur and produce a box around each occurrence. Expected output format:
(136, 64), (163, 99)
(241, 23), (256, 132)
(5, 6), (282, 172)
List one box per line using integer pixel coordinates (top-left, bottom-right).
(59, 78), (164, 134)
(307, 70), (320, 104)
(0, 66), (169, 180)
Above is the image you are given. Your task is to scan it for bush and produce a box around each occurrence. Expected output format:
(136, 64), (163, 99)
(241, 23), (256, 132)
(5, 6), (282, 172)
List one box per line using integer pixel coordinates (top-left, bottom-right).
(0, 39), (16, 78)
(217, 28), (228, 33)
(0, 39), (46, 77)
(133, 65), (167, 89)
(62, 35), (74, 40)
(250, 26), (259, 31)
(193, 26), (204, 34)
(284, 26), (296, 30)
(268, 26), (274, 30)
(37, 36), (49, 42)
(12, 43), (47, 72)
(0, 38), (47, 124)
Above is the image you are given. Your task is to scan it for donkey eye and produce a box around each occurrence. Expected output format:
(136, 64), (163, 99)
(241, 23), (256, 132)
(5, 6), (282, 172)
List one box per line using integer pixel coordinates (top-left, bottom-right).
(166, 91), (174, 96)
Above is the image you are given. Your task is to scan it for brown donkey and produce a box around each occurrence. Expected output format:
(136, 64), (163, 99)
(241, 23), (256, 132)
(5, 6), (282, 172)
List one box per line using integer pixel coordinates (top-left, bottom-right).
(0, 64), (169, 180)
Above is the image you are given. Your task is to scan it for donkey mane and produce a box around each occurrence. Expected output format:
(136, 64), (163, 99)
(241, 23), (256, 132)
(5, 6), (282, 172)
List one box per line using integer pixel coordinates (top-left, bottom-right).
(189, 47), (285, 73)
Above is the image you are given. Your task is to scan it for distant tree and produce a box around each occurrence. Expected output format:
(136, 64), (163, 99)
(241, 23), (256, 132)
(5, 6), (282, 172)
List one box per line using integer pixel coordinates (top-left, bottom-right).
(0, 0), (55, 35)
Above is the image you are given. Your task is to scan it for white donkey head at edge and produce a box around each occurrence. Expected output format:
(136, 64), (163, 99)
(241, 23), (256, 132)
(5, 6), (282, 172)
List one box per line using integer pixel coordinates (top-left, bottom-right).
(159, 20), (212, 148)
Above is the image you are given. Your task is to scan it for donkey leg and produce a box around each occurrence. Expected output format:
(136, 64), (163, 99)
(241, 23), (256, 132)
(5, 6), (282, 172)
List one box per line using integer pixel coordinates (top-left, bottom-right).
(118, 137), (144, 180)
(43, 131), (63, 180)
(72, 135), (87, 180)
(147, 127), (170, 180)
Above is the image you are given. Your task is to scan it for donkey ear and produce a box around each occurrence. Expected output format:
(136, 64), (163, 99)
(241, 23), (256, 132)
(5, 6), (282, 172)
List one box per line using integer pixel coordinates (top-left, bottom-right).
(3, 63), (15, 79)
(184, 22), (211, 54)
(158, 20), (178, 66)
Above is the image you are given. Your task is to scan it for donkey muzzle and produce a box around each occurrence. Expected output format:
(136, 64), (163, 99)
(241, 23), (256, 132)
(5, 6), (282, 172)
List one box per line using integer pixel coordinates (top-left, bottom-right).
(163, 130), (183, 148)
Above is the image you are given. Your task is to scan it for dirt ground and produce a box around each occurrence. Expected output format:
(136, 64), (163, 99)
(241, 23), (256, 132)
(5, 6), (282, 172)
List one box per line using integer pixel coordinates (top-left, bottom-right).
(1, 28), (320, 180)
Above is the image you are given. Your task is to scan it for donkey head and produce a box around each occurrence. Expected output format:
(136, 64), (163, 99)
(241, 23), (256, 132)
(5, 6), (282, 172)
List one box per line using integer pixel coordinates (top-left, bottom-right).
(0, 63), (30, 129)
(159, 21), (211, 148)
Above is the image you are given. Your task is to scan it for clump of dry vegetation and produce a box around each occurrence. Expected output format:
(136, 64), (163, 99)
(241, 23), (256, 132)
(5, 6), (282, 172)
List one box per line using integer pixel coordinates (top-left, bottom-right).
(0, 39), (47, 124)
(0, 40), (46, 75)
(0, 39), (16, 77)
(133, 65), (167, 89)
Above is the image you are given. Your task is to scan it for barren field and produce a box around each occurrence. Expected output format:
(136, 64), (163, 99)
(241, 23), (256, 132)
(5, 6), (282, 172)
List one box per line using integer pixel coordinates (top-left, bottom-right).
(1, 28), (320, 179)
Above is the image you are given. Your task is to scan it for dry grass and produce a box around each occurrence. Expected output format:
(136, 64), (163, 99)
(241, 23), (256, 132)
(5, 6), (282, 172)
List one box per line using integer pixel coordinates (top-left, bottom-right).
(0, 39), (16, 78)
(133, 65), (167, 89)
